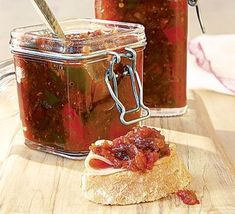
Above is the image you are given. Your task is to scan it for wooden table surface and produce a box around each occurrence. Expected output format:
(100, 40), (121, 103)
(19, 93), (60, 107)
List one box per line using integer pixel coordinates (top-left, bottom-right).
(0, 63), (235, 213)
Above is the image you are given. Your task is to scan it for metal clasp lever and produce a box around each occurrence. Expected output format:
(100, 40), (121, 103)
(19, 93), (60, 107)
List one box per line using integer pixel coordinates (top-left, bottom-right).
(105, 48), (150, 125)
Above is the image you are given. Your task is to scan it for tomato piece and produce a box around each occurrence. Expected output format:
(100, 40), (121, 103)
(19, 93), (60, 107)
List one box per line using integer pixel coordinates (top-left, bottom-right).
(169, 1), (186, 11)
(107, 117), (132, 140)
(62, 104), (86, 150)
(177, 190), (200, 205)
(163, 26), (185, 44)
(89, 159), (113, 169)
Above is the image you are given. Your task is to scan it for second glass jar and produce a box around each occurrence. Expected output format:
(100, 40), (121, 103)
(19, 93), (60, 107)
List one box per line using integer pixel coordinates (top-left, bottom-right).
(95, 0), (188, 116)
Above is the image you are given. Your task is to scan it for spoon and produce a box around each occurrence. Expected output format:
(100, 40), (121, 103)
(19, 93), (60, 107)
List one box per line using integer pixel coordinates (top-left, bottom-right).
(31, 0), (65, 39)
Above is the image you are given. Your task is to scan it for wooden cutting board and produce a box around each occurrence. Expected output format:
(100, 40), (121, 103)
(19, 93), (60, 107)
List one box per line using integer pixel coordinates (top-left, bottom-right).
(0, 90), (234, 214)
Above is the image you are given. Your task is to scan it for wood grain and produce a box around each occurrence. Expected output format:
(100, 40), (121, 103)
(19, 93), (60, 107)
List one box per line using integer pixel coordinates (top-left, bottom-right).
(0, 90), (234, 214)
(196, 89), (235, 167)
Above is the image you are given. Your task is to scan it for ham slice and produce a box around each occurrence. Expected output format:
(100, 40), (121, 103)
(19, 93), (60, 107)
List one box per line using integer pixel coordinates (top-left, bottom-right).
(84, 140), (126, 175)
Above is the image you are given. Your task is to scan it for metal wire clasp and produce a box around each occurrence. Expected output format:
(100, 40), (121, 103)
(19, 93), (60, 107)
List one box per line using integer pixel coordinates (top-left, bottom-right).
(188, 0), (205, 34)
(105, 48), (150, 125)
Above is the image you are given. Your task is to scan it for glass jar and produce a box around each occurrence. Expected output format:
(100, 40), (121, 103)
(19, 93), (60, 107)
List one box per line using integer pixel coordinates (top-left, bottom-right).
(95, 0), (188, 116)
(10, 18), (149, 159)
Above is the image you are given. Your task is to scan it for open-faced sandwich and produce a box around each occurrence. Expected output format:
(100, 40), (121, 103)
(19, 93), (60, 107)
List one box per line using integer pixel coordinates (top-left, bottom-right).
(81, 126), (199, 205)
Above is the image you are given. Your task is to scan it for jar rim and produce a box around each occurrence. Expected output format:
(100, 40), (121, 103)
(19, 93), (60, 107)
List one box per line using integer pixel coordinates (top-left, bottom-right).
(10, 18), (146, 60)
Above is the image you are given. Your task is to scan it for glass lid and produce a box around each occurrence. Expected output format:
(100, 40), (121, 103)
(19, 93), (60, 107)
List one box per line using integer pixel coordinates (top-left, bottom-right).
(10, 18), (146, 59)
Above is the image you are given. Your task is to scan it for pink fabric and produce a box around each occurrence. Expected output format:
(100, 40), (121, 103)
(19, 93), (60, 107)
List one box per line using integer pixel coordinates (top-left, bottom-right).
(189, 35), (235, 94)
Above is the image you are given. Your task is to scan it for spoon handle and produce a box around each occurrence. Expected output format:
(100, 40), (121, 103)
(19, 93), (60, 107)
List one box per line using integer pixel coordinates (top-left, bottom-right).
(32, 0), (65, 38)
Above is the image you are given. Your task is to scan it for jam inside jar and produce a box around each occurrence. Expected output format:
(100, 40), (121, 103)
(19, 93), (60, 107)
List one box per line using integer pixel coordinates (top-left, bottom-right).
(10, 19), (148, 159)
(95, 0), (188, 116)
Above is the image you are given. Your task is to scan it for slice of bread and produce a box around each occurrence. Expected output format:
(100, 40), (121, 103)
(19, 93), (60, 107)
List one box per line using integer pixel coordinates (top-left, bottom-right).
(81, 144), (191, 205)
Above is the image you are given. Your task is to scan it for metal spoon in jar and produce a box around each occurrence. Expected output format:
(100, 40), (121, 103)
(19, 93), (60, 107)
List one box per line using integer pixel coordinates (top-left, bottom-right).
(31, 0), (65, 39)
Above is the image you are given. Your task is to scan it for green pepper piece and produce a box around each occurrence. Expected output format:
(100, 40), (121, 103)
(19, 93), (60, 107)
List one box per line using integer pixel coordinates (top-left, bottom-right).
(49, 70), (60, 83)
(126, 0), (139, 10)
(44, 90), (60, 106)
(41, 90), (60, 109)
(66, 66), (89, 93)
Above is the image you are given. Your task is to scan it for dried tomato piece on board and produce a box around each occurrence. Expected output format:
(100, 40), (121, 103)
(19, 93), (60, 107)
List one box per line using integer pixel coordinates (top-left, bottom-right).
(176, 190), (200, 205)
